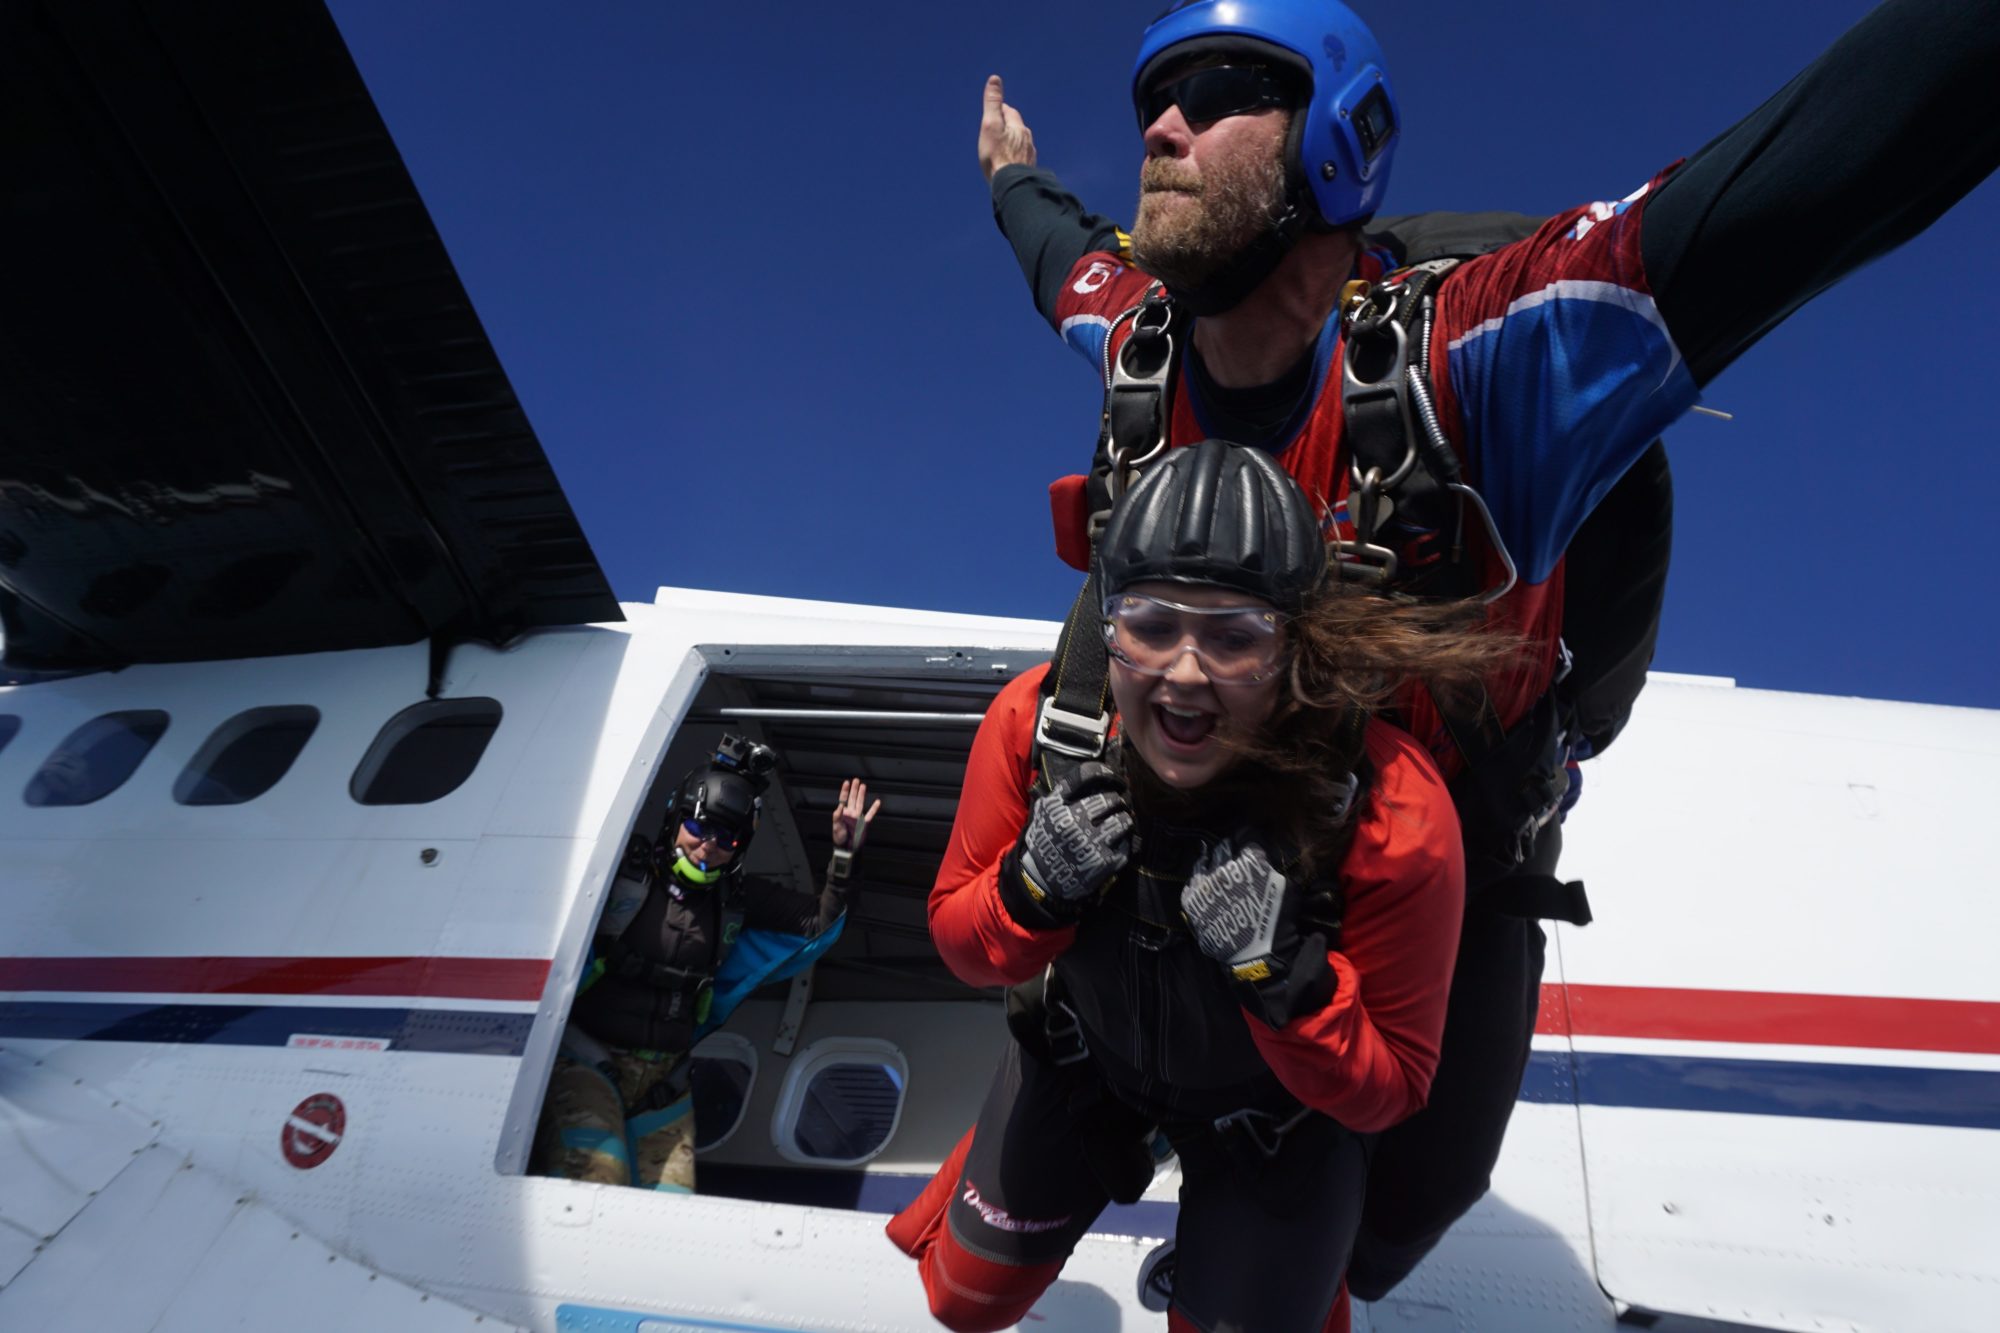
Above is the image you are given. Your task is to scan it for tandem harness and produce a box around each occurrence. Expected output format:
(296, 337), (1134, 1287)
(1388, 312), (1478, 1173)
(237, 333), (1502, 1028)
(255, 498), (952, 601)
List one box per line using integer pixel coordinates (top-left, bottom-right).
(1033, 264), (1591, 925)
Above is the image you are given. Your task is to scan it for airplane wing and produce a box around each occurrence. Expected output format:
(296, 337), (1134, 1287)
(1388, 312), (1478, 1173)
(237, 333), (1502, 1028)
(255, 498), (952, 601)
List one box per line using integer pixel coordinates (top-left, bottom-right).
(0, 1049), (521, 1330)
(0, 0), (620, 675)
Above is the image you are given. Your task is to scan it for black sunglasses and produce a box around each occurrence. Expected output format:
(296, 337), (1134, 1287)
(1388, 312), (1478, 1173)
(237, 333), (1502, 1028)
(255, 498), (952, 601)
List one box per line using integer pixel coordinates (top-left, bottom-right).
(681, 817), (745, 852)
(1137, 65), (1296, 132)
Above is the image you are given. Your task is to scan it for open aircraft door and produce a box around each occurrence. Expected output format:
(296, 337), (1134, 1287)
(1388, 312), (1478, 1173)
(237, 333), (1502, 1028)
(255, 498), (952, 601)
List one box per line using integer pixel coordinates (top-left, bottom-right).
(1551, 678), (2000, 1333)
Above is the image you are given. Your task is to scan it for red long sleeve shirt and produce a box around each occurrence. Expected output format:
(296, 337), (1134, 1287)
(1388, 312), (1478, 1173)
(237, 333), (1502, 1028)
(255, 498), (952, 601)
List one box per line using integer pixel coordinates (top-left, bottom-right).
(931, 665), (1466, 1133)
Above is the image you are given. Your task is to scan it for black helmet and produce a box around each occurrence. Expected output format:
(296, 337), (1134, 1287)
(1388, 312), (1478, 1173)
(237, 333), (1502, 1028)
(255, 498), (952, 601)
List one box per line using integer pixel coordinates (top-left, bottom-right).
(662, 734), (777, 883)
(1096, 440), (1326, 613)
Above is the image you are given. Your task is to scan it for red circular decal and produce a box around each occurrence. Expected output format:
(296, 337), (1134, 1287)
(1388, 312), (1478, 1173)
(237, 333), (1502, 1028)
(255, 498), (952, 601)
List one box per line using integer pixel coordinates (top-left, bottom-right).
(281, 1092), (347, 1170)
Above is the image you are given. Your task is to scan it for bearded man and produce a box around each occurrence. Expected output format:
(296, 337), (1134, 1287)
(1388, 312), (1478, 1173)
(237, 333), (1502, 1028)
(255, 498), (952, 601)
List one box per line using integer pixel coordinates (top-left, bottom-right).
(954, 0), (2000, 1315)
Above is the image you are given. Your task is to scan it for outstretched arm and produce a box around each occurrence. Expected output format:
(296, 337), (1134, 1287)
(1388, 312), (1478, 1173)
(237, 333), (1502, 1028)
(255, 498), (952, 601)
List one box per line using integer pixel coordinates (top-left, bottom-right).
(982, 75), (1125, 330)
(1643, 0), (2000, 386)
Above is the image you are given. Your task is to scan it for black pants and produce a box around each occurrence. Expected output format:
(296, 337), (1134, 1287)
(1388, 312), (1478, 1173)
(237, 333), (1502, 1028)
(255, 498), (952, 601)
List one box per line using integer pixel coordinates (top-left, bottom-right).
(948, 1035), (1369, 1332)
(1345, 903), (1547, 1301)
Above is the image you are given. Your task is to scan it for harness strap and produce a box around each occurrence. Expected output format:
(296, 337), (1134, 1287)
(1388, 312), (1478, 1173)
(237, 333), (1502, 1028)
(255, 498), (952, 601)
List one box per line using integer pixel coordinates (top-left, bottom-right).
(1344, 260), (1581, 912)
(1338, 259), (1461, 589)
(1441, 685), (1570, 873)
(1482, 873), (1593, 927)
(1035, 570), (1113, 791)
(606, 947), (710, 994)
(1036, 284), (1186, 791)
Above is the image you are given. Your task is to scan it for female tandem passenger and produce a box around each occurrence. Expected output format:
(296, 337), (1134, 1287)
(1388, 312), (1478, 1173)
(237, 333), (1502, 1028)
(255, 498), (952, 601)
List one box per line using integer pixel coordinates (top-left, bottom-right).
(888, 440), (1509, 1333)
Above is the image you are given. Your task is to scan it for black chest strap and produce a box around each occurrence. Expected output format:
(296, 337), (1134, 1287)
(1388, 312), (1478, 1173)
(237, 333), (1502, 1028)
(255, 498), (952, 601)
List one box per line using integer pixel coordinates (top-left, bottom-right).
(1037, 284), (1186, 791)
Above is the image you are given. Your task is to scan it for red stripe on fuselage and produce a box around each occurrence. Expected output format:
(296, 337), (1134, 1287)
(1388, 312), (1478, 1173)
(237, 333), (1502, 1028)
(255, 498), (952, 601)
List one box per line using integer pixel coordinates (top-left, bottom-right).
(0, 955), (549, 1002)
(1537, 983), (2000, 1055)
(6, 959), (1995, 1052)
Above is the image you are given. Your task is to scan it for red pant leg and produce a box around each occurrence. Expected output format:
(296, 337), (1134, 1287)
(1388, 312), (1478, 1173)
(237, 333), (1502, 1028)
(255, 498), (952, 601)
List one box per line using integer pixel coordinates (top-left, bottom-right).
(887, 1126), (1064, 1333)
(885, 1127), (973, 1258)
(1320, 1278), (1350, 1333)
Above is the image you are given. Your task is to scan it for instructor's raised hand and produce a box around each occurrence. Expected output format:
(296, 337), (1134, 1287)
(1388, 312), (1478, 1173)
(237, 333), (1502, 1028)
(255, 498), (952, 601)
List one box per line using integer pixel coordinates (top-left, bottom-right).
(978, 74), (1036, 182)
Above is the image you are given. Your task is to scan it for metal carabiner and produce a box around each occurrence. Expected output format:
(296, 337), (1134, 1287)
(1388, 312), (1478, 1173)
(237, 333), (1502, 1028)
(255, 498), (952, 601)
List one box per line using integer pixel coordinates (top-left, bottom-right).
(1341, 278), (1403, 339)
(1105, 315), (1177, 502)
(1339, 318), (1421, 494)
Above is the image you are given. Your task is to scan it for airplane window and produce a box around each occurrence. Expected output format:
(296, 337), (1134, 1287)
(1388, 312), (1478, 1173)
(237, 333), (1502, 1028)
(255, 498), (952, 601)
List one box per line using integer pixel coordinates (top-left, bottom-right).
(173, 706), (320, 806)
(689, 1032), (758, 1154)
(24, 710), (170, 807)
(793, 1064), (904, 1162)
(0, 715), (19, 756)
(771, 1039), (909, 1167)
(350, 697), (503, 805)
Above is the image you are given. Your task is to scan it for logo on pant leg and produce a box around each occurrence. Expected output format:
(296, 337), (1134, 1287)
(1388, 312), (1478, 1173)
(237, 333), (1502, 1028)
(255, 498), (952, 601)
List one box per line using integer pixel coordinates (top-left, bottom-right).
(960, 1181), (1072, 1234)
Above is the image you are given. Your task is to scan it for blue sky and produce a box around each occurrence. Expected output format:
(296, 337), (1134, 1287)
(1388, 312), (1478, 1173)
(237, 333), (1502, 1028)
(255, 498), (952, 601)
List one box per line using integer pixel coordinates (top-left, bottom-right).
(328, 1), (1998, 710)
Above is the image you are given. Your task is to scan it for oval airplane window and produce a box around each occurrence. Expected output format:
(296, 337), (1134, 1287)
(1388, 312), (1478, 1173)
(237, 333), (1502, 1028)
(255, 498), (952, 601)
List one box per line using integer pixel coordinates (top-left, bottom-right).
(0, 715), (19, 756)
(771, 1038), (908, 1167)
(173, 706), (320, 806)
(24, 710), (170, 807)
(349, 698), (503, 805)
(689, 1031), (758, 1154)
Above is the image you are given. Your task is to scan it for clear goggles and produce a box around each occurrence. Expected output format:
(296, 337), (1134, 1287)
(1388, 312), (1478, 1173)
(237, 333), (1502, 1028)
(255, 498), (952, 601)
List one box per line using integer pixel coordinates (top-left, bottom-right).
(1101, 592), (1286, 686)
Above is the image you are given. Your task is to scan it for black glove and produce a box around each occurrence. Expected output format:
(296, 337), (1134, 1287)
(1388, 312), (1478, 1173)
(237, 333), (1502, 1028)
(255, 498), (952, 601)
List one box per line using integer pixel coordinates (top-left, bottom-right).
(1181, 837), (1336, 1028)
(998, 762), (1133, 929)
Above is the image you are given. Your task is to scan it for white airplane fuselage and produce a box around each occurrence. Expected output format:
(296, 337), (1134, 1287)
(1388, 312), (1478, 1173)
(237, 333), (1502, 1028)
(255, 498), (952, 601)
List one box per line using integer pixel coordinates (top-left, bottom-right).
(1, 585), (1995, 1333)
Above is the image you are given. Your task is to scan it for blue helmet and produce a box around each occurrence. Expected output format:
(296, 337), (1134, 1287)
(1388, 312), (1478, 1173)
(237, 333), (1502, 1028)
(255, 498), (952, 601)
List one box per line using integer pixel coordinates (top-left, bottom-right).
(1133, 0), (1399, 228)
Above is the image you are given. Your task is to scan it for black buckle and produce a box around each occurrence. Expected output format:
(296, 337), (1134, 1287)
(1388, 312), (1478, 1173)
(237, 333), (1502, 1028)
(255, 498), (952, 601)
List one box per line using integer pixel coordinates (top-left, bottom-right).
(1036, 696), (1110, 761)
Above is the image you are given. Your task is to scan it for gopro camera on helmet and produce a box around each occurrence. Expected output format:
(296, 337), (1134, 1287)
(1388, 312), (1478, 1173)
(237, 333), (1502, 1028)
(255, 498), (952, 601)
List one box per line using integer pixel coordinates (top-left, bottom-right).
(710, 733), (778, 789)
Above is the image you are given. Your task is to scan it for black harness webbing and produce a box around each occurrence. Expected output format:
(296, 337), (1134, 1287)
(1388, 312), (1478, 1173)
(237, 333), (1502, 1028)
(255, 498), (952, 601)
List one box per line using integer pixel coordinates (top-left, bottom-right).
(1036, 283), (1183, 792)
(1335, 259), (1464, 590)
(1340, 260), (1587, 923)
(1485, 875), (1593, 926)
(1034, 258), (1586, 926)
(1034, 570), (1113, 793)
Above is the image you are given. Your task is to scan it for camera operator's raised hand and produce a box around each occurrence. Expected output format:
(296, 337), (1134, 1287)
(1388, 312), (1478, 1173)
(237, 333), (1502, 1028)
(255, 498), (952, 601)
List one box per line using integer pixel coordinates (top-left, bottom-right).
(827, 778), (882, 884)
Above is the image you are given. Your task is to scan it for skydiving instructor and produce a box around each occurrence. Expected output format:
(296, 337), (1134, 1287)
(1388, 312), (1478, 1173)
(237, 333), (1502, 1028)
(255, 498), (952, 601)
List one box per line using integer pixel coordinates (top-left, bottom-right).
(977, 0), (2000, 1306)
(535, 735), (880, 1192)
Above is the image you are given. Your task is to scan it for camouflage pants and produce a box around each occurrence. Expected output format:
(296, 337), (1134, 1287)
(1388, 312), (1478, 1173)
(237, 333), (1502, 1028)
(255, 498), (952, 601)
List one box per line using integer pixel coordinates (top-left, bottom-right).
(536, 1045), (696, 1192)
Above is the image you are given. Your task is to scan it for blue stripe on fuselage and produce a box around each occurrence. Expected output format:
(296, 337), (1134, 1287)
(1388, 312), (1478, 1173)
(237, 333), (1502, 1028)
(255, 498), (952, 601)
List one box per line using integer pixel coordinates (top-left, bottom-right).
(0, 999), (532, 1056)
(2, 1001), (1992, 1130)
(1559, 1050), (2000, 1131)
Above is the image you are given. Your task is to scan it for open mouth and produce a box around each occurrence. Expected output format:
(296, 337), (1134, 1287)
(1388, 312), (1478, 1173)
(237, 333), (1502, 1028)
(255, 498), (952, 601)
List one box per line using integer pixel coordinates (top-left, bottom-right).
(1154, 703), (1217, 750)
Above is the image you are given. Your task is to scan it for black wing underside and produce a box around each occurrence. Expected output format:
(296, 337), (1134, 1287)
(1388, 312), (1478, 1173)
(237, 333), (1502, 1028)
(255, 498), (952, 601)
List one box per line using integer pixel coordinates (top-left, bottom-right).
(0, 0), (620, 672)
